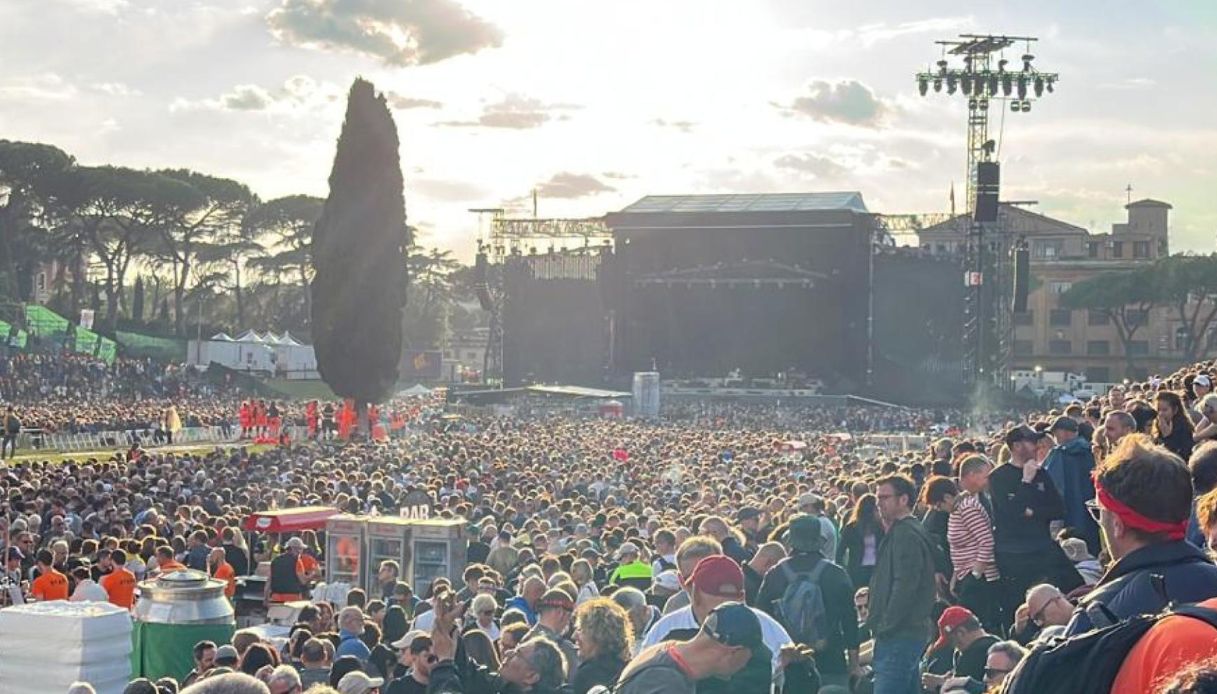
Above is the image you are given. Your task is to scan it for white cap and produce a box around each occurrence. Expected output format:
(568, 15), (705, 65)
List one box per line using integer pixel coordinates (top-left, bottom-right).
(653, 570), (681, 592)
(615, 541), (640, 559)
(337, 671), (384, 694)
(390, 629), (430, 650)
(285, 537), (306, 550)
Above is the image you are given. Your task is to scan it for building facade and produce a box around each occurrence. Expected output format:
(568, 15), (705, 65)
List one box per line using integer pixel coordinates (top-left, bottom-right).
(918, 199), (1188, 383)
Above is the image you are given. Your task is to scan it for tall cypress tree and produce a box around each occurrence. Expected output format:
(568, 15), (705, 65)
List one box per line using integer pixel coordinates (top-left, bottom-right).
(310, 79), (409, 418)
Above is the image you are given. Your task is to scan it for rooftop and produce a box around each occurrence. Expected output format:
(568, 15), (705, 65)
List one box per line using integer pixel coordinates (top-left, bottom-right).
(617, 192), (868, 215)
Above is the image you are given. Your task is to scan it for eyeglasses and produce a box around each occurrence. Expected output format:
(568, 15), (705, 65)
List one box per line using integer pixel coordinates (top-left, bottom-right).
(984, 667), (1012, 680)
(1031, 595), (1063, 626)
(1085, 499), (1103, 524)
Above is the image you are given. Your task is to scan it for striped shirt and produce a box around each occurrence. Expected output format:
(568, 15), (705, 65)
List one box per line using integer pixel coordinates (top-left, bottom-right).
(947, 491), (1000, 581)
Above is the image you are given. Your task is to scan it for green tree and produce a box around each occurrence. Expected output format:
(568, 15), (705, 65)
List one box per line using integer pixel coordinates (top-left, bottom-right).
(310, 79), (409, 422)
(0, 141), (74, 301)
(1152, 254), (1217, 363)
(1061, 266), (1159, 372)
(156, 170), (255, 336)
(246, 194), (323, 327)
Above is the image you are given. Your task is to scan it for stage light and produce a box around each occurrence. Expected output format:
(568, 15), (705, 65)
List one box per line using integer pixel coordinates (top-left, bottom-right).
(987, 73), (999, 95)
(1046, 78), (1055, 93)
(1021, 100), (1031, 112)
(968, 98), (977, 110)
(1034, 77), (1044, 97)
(1022, 53), (1034, 71)
(918, 77), (929, 96)
(963, 74), (975, 95)
(979, 98), (988, 110)
(947, 74), (957, 94)
(1002, 74), (1013, 96)
(998, 58), (1009, 73)
(937, 59), (949, 76)
(934, 78), (943, 92)
(1011, 100), (1020, 112)
(1017, 76), (1028, 99)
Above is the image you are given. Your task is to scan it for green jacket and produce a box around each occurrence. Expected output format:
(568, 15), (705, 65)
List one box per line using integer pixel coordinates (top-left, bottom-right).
(866, 515), (937, 640)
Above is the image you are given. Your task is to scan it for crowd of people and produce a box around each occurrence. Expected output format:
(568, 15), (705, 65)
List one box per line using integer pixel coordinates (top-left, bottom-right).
(3, 349), (1217, 692)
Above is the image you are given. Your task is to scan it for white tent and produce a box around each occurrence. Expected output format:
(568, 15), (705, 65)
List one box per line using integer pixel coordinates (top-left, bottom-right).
(210, 332), (234, 341)
(396, 384), (432, 398)
(235, 330), (266, 343)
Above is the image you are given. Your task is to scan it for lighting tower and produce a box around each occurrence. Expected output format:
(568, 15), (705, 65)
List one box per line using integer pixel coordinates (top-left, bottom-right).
(916, 34), (1059, 390)
(917, 34), (1058, 212)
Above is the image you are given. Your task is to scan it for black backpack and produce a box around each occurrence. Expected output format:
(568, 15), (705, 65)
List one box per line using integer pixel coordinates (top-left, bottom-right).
(1001, 604), (1217, 694)
(774, 560), (829, 651)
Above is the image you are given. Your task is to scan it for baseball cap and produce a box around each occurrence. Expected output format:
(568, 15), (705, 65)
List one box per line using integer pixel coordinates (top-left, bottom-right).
(5, 547), (22, 562)
(214, 644), (239, 665)
(1004, 425), (1046, 447)
(686, 555), (745, 599)
(701, 601), (763, 649)
(615, 541), (640, 559)
(652, 570), (681, 592)
(736, 507), (761, 523)
(390, 629), (430, 650)
(787, 514), (823, 552)
(1049, 416), (1079, 433)
(337, 671), (384, 694)
(1197, 375), (1212, 388)
(797, 493), (820, 510)
(933, 605), (976, 649)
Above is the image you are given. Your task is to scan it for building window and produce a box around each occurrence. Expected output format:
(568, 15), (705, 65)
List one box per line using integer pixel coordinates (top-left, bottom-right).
(1127, 340), (1150, 356)
(1134, 241), (1150, 258)
(1014, 340), (1033, 356)
(1087, 340), (1110, 356)
(1088, 310), (1110, 326)
(1049, 339), (1072, 355)
(1085, 367), (1110, 383)
(1127, 309), (1150, 328)
(1048, 281), (1073, 294)
(935, 243), (947, 254)
(1014, 311), (1033, 326)
(1112, 241), (1124, 258)
(1034, 240), (1064, 259)
(1087, 241), (1100, 259)
(1050, 309), (1072, 326)
(1128, 366), (1149, 380)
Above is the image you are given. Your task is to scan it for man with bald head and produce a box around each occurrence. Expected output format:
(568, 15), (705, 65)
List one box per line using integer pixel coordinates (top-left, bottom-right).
(505, 575), (546, 626)
(1024, 584), (1072, 639)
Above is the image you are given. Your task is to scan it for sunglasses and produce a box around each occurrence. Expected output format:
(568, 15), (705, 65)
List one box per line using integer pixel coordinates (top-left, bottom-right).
(1031, 595), (1063, 626)
(984, 667), (1012, 680)
(1085, 499), (1103, 524)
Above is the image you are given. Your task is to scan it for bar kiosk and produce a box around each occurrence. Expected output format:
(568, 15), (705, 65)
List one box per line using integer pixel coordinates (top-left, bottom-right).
(408, 518), (467, 597)
(324, 514), (368, 590)
(365, 516), (417, 594)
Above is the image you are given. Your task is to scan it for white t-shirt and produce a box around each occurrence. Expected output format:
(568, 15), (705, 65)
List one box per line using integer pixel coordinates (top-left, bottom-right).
(70, 579), (109, 602)
(641, 604), (791, 676)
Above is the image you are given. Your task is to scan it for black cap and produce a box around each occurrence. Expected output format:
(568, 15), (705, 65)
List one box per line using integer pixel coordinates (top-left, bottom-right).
(5, 547), (22, 562)
(1049, 416), (1079, 433)
(736, 507), (761, 523)
(1004, 425), (1047, 447)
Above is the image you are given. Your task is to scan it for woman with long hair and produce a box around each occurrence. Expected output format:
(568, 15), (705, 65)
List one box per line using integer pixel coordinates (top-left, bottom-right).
(837, 492), (884, 588)
(462, 629), (501, 671)
(369, 604), (409, 680)
(572, 598), (633, 694)
(1155, 390), (1196, 459)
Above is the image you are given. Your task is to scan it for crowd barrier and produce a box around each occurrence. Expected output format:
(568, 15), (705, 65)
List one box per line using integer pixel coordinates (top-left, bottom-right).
(16, 425), (243, 453)
(856, 434), (928, 452)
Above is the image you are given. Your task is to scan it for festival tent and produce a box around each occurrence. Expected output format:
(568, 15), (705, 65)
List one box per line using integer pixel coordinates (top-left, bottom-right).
(396, 384), (432, 397)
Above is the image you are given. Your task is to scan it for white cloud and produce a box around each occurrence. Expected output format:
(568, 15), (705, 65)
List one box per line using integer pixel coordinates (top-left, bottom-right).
(58, 0), (128, 14)
(439, 94), (578, 129)
(651, 118), (696, 133)
(170, 76), (341, 114)
(0, 73), (78, 101)
(535, 172), (615, 199)
(92, 82), (142, 97)
(265, 0), (503, 66)
(774, 80), (892, 127)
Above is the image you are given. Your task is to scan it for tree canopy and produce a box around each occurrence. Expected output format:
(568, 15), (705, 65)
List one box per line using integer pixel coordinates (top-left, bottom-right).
(310, 78), (410, 406)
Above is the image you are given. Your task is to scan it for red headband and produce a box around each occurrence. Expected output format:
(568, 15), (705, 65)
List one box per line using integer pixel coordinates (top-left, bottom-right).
(1093, 476), (1188, 540)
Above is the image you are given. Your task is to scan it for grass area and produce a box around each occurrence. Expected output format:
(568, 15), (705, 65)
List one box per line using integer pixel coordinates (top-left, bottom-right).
(4, 442), (277, 465)
(263, 378), (338, 400)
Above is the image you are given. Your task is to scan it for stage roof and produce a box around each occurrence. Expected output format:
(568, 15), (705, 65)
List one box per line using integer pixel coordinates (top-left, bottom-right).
(617, 193), (868, 215)
(526, 385), (631, 399)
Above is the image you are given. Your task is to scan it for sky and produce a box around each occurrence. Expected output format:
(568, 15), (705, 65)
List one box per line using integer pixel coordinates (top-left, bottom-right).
(2, 0), (1215, 261)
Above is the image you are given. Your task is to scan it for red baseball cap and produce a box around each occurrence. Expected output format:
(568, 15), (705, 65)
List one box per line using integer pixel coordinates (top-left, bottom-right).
(933, 606), (976, 650)
(685, 555), (745, 600)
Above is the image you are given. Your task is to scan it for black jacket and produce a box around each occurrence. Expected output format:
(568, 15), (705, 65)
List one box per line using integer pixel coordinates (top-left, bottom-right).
(757, 552), (860, 675)
(836, 521), (883, 580)
(988, 462), (1065, 554)
(571, 654), (625, 694)
(1065, 540), (1217, 636)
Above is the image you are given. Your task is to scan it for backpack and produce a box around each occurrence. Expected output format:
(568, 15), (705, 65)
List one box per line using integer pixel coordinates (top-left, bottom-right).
(775, 559), (829, 650)
(1001, 603), (1217, 694)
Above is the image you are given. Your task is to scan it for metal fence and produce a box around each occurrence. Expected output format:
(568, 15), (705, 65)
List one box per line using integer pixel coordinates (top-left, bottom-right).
(17, 425), (244, 453)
